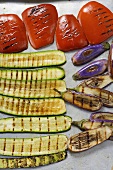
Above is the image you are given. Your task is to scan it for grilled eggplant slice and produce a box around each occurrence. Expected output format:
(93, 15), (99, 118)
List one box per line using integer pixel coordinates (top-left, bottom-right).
(0, 50), (66, 68)
(0, 134), (67, 156)
(0, 67), (65, 81)
(0, 95), (66, 116)
(0, 151), (67, 169)
(0, 116), (72, 133)
(0, 79), (66, 99)
(55, 89), (102, 111)
(68, 126), (112, 152)
(75, 86), (113, 107)
(76, 73), (113, 89)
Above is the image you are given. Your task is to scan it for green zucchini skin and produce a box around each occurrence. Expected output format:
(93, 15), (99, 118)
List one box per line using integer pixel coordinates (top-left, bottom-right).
(0, 67), (65, 81)
(0, 50), (66, 68)
(0, 95), (66, 116)
(0, 116), (72, 133)
(0, 151), (67, 169)
(0, 79), (66, 99)
(0, 135), (68, 156)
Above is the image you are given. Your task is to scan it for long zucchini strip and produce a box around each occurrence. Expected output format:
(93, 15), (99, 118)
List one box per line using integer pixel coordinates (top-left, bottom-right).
(0, 151), (67, 169)
(0, 50), (66, 68)
(0, 116), (72, 133)
(0, 67), (65, 81)
(0, 135), (67, 156)
(0, 79), (66, 99)
(0, 95), (66, 116)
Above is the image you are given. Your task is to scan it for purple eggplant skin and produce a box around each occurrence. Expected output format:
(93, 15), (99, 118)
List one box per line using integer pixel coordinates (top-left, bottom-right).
(72, 59), (108, 80)
(72, 42), (110, 66)
(90, 112), (113, 123)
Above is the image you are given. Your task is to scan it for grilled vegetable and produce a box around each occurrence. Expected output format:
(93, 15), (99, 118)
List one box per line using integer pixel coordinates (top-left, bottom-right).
(72, 42), (110, 65)
(0, 67), (65, 81)
(76, 73), (113, 89)
(78, 1), (113, 44)
(75, 86), (113, 107)
(68, 126), (112, 152)
(0, 14), (28, 53)
(0, 116), (71, 133)
(0, 95), (66, 116)
(0, 50), (66, 68)
(0, 134), (67, 156)
(0, 151), (66, 169)
(55, 14), (88, 52)
(72, 119), (113, 131)
(55, 89), (102, 111)
(90, 112), (113, 122)
(0, 79), (66, 99)
(108, 42), (113, 78)
(72, 59), (108, 80)
(22, 4), (58, 49)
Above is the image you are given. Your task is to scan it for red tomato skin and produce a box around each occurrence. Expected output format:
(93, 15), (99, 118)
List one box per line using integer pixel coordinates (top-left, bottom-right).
(55, 14), (88, 52)
(0, 14), (28, 53)
(78, 1), (113, 44)
(22, 4), (58, 49)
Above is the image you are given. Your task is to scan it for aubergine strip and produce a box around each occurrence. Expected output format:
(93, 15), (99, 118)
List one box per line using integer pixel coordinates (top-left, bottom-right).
(0, 67), (65, 81)
(90, 112), (113, 122)
(0, 116), (72, 133)
(0, 50), (66, 68)
(76, 73), (113, 89)
(68, 126), (112, 152)
(75, 86), (113, 107)
(0, 79), (66, 99)
(55, 89), (102, 111)
(72, 119), (113, 131)
(0, 151), (67, 169)
(0, 95), (66, 116)
(0, 135), (67, 156)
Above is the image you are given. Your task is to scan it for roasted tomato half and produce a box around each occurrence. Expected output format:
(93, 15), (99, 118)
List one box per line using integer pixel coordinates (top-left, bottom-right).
(0, 14), (28, 53)
(22, 4), (58, 49)
(55, 14), (88, 52)
(78, 1), (113, 44)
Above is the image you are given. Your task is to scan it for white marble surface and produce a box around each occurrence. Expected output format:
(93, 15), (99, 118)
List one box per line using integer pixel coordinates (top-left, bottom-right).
(0, 1), (113, 170)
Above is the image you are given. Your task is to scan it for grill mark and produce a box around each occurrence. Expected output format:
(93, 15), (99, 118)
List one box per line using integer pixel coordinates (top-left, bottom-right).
(2, 37), (16, 44)
(21, 118), (24, 132)
(17, 98), (20, 115)
(21, 138), (24, 156)
(86, 131), (90, 148)
(30, 138), (33, 156)
(16, 70), (18, 80)
(96, 129), (99, 144)
(101, 29), (113, 35)
(95, 11), (107, 16)
(30, 117), (32, 131)
(14, 80), (17, 96)
(3, 138), (6, 153)
(11, 98), (15, 114)
(48, 136), (51, 151)
(3, 42), (18, 50)
(39, 137), (42, 152)
(12, 138), (15, 156)
(56, 135), (59, 150)
(39, 117), (41, 132)
(55, 116), (58, 132)
(47, 117), (50, 132)
(64, 117), (67, 130)
(29, 6), (45, 16)
(12, 117), (15, 132)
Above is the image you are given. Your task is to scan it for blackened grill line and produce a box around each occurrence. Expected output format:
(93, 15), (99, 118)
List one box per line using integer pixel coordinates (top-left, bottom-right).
(12, 138), (15, 156)
(3, 42), (18, 50)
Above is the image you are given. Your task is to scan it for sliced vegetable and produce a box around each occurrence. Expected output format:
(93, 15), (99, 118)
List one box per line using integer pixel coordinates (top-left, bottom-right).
(0, 67), (65, 81)
(0, 95), (66, 116)
(0, 79), (66, 99)
(0, 50), (66, 68)
(72, 119), (113, 131)
(22, 4), (58, 49)
(78, 1), (113, 44)
(0, 116), (72, 133)
(0, 14), (28, 53)
(0, 134), (67, 156)
(55, 14), (88, 52)
(0, 151), (67, 169)
(108, 42), (113, 78)
(90, 112), (113, 122)
(75, 86), (113, 107)
(76, 73), (113, 89)
(72, 42), (110, 65)
(72, 59), (108, 80)
(55, 89), (102, 111)
(68, 126), (112, 152)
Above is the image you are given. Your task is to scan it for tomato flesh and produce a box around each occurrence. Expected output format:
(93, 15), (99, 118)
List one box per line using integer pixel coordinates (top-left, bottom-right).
(55, 14), (88, 52)
(0, 14), (28, 53)
(78, 1), (113, 44)
(22, 4), (58, 49)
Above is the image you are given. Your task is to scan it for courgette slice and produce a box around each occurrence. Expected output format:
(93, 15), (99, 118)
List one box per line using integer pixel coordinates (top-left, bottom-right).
(0, 79), (66, 99)
(0, 134), (67, 156)
(0, 95), (66, 116)
(0, 116), (72, 133)
(0, 50), (66, 68)
(0, 67), (65, 81)
(0, 151), (67, 169)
